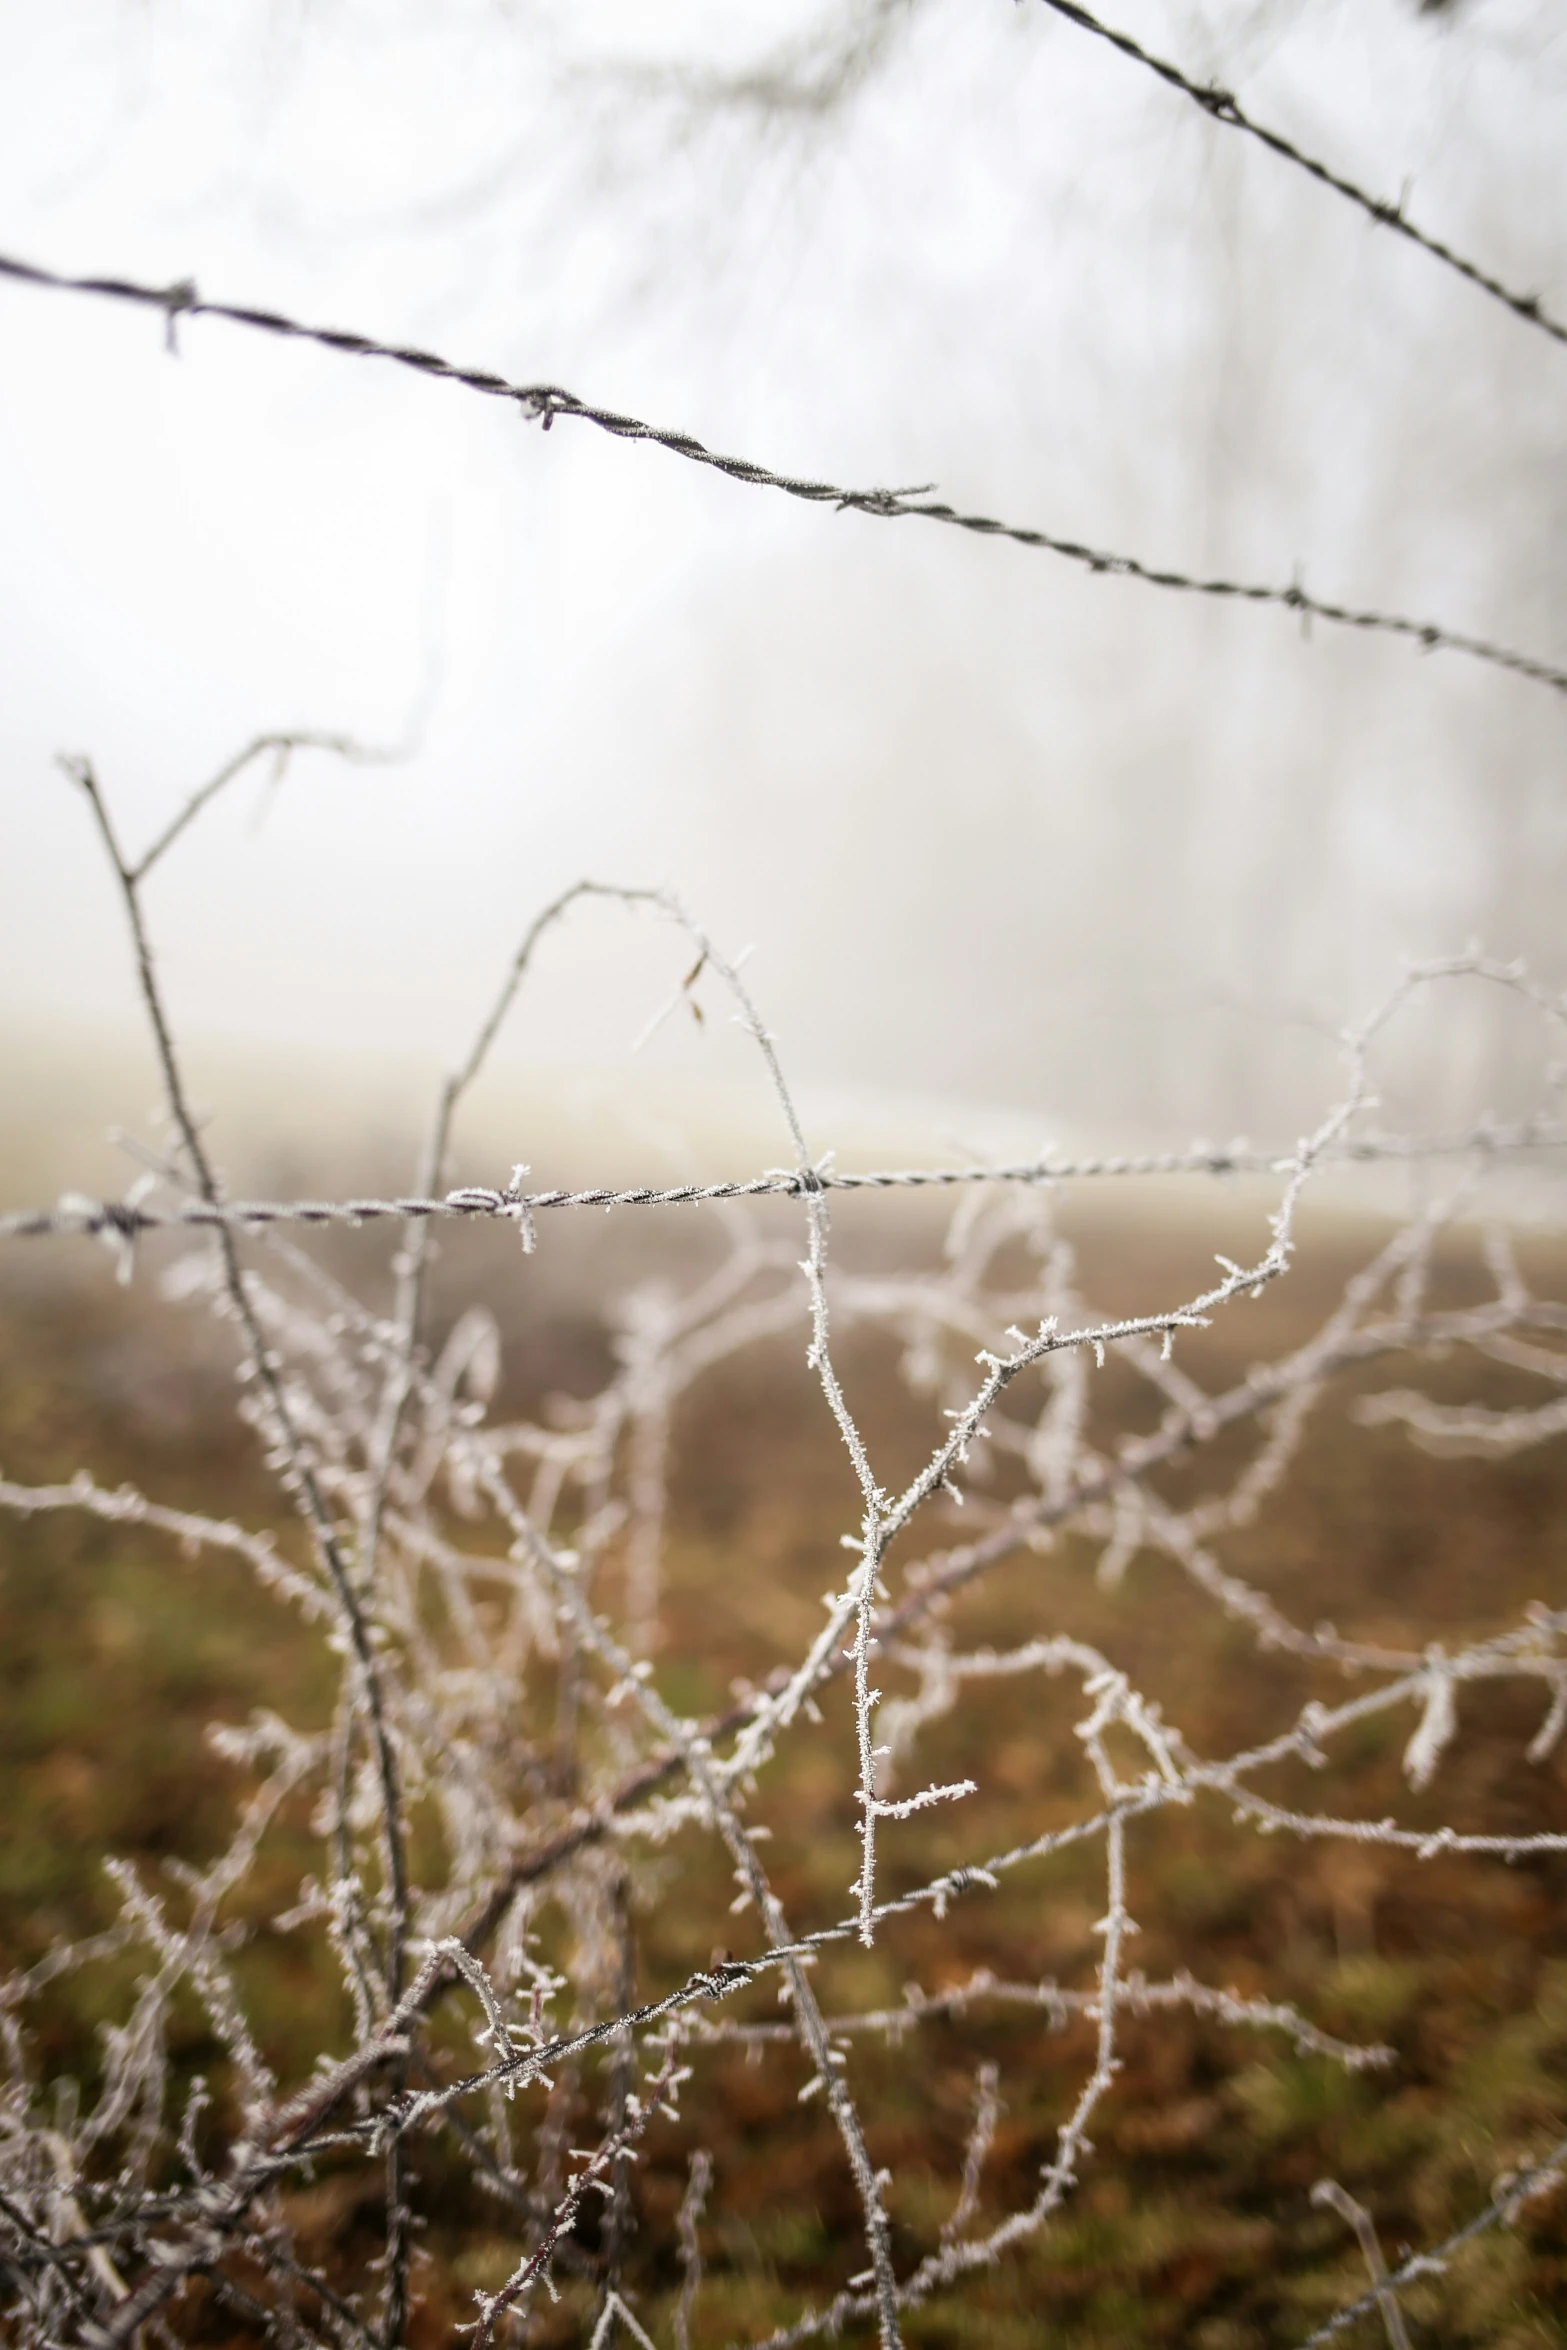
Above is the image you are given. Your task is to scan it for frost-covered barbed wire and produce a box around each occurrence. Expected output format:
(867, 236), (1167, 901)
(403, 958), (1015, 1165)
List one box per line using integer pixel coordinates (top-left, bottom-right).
(3, 244), (1567, 701)
(2, 749), (1567, 2345)
(7, 1108), (1567, 1244)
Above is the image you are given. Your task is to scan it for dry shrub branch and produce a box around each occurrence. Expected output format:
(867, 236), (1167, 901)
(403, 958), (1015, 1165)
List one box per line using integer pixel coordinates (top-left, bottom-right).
(2, 748), (1567, 2347)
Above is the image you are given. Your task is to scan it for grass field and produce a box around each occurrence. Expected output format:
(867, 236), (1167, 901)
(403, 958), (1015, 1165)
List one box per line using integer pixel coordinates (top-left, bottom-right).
(3, 1191), (1566, 2347)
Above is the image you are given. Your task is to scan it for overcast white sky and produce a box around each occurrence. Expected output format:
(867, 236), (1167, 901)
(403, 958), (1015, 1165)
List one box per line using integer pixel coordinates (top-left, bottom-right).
(2, 0), (1563, 1168)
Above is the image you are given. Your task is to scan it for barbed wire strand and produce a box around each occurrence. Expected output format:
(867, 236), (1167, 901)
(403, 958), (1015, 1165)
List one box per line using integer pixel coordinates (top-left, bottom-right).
(1031, 0), (1567, 350)
(4, 1114), (1565, 1246)
(1, 246), (1564, 701)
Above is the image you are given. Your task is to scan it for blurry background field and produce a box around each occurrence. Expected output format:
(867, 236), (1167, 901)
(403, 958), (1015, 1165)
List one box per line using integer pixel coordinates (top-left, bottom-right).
(3, 0), (1565, 1148)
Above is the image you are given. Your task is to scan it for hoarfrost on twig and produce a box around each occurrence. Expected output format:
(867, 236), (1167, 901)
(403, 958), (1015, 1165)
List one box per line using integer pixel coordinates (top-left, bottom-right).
(2, 755), (1566, 2346)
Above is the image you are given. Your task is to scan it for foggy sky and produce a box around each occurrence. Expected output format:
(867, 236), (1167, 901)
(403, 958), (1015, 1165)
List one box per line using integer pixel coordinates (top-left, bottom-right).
(1, 0), (1563, 1165)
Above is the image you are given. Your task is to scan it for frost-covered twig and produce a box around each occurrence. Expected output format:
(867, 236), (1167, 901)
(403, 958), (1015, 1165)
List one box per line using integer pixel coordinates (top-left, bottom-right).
(4, 804), (1567, 2348)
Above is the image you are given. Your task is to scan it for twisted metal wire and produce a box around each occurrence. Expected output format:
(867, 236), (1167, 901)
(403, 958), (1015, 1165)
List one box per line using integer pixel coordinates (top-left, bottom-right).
(5, 1117), (1564, 1246)
(1, 247), (1564, 700)
(1032, 0), (1567, 350)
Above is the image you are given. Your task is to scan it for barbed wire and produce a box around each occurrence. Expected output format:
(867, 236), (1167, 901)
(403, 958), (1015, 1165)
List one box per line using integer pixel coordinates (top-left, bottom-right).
(4, 1117), (1565, 1248)
(1031, 0), (1567, 350)
(2, 245), (1565, 701)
